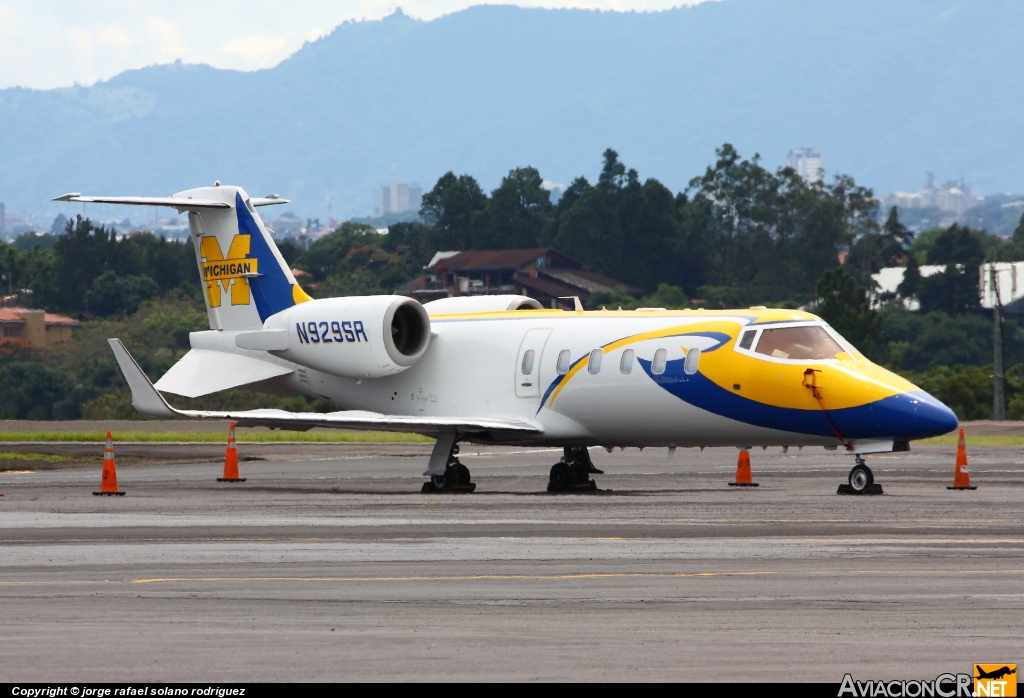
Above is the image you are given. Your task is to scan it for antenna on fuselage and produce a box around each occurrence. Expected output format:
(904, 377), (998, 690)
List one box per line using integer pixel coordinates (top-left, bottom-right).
(558, 296), (583, 313)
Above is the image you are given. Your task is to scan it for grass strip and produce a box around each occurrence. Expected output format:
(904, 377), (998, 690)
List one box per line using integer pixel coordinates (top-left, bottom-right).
(0, 431), (433, 444)
(916, 434), (1024, 447)
(0, 452), (79, 463)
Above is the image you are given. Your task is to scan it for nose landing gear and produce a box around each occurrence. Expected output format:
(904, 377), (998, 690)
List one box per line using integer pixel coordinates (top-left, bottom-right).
(547, 446), (600, 493)
(837, 456), (884, 495)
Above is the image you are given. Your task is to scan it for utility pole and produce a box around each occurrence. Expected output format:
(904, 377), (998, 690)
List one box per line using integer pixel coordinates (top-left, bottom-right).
(991, 264), (1006, 420)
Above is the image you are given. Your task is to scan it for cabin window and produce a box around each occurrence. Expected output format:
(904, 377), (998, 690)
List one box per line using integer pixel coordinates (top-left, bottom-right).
(684, 347), (700, 375)
(556, 349), (571, 375)
(755, 325), (844, 360)
(588, 349), (603, 374)
(652, 348), (667, 375)
(620, 348), (635, 374)
(521, 349), (535, 375)
(738, 330), (756, 350)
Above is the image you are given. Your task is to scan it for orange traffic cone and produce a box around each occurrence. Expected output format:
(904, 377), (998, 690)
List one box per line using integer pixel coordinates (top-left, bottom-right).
(93, 431), (125, 496)
(728, 449), (759, 487)
(217, 421), (247, 483)
(947, 428), (977, 490)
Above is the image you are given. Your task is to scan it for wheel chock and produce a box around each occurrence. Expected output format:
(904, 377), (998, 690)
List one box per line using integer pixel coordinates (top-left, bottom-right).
(837, 483), (884, 495)
(547, 479), (598, 494)
(420, 482), (476, 494)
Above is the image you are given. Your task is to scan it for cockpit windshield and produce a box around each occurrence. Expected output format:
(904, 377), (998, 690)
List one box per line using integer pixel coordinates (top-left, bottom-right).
(754, 325), (846, 360)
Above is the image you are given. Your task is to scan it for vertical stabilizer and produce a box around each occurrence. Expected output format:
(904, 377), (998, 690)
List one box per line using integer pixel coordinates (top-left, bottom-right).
(179, 186), (312, 330)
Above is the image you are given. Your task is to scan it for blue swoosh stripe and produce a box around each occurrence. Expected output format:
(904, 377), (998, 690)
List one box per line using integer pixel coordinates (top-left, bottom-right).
(236, 192), (295, 322)
(639, 357), (957, 440)
(536, 330), (733, 413)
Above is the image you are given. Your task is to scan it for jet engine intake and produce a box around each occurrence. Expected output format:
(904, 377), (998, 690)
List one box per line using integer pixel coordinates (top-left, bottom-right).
(264, 295), (430, 378)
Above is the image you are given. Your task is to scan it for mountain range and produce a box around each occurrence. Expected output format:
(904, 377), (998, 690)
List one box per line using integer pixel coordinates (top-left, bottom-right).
(1, 0), (1022, 222)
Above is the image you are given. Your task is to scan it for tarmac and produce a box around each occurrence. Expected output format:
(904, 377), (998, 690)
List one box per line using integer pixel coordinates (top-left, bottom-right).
(1, 439), (1022, 682)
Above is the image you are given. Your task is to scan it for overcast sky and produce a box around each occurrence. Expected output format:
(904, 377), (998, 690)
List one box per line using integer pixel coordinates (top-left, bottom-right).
(0, 0), (711, 90)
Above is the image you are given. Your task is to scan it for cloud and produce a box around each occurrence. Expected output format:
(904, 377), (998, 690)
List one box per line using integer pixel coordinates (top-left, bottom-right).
(145, 17), (186, 60)
(221, 34), (293, 64)
(98, 26), (136, 48)
(66, 27), (96, 56)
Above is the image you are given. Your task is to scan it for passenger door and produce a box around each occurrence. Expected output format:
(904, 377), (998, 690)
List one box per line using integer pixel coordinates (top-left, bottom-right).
(515, 328), (552, 398)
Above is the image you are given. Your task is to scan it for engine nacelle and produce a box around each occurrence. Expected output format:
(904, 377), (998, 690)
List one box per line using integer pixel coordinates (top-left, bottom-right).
(264, 295), (430, 379)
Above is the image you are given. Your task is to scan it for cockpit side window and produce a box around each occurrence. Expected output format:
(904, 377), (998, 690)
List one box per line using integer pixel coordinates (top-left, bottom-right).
(738, 330), (756, 350)
(755, 325), (845, 360)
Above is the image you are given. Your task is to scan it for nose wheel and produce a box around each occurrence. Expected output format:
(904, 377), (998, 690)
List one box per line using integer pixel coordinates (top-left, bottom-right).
(547, 446), (599, 493)
(838, 456), (884, 495)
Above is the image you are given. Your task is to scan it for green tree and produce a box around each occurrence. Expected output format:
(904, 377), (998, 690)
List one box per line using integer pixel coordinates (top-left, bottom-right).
(845, 206), (912, 288)
(420, 172), (488, 249)
(896, 253), (922, 300)
(479, 166), (553, 249)
(640, 283), (689, 309)
(1012, 211), (1024, 260)
(917, 224), (983, 314)
(84, 271), (159, 316)
(296, 222), (378, 280)
(0, 348), (77, 420)
(814, 267), (883, 360)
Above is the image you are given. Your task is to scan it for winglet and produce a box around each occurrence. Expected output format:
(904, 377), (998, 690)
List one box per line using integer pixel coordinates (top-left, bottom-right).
(107, 338), (182, 418)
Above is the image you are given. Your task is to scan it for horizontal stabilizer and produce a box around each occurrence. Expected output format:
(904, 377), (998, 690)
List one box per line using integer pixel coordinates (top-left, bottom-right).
(109, 338), (541, 436)
(153, 348), (293, 398)
(53, 194), (229, 209)
(52, 194), (289, 209)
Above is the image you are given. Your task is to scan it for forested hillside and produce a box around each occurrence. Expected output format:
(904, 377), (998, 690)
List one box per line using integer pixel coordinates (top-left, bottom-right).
(2, 0), (1024, 218)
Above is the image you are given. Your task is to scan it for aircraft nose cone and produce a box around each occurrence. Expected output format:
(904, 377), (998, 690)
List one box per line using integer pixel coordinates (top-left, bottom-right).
(874, 391), (959, 441)
(916, 392), (960, 437)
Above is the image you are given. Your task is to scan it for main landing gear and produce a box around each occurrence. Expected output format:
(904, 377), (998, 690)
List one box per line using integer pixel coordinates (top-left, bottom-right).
(547, 446), (601, 493)
(422, 438), (476, 494)
(837, 456), (884, 495)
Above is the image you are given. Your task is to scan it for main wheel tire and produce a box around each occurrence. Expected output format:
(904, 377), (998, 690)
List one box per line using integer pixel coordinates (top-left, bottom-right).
(454, 463), (471, 486)
(430, 472), (449, 491)
(548, 462), (575, 492)
(848, 463), (873, 493)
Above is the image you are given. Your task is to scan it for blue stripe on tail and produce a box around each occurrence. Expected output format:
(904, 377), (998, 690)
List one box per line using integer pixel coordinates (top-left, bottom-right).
(235, 193), (295, 322)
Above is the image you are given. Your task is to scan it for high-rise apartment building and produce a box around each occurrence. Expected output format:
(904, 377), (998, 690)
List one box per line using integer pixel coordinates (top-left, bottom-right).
(787, 148), (823, 184)
(374, 183), (423, 217)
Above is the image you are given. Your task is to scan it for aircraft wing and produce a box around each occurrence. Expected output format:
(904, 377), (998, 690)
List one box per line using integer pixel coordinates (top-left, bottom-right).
(107, 339), (541, 436)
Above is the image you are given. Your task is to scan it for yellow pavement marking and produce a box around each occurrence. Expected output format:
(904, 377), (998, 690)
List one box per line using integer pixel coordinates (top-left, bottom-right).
(131, 571), (777, 584)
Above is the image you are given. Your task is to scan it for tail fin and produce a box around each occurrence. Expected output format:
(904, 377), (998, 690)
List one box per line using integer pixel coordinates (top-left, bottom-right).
(180, 185), (312, 330)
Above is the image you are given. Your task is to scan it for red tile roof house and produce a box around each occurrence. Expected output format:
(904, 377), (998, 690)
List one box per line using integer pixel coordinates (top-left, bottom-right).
(0, 307), (78, 346)
(400, 247), (640, 309)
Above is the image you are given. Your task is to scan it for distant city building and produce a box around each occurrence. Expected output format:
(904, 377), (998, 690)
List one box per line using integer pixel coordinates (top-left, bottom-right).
(0, 201), (5, 235)
(881, 172), (980, 216)
(787, 148), (823, 184)
(374, 183), (422, 217)
(541, 180), (564, 206)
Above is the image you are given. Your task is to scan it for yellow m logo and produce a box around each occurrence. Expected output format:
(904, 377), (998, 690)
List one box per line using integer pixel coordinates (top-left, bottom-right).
(200, 235), (259, 308)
